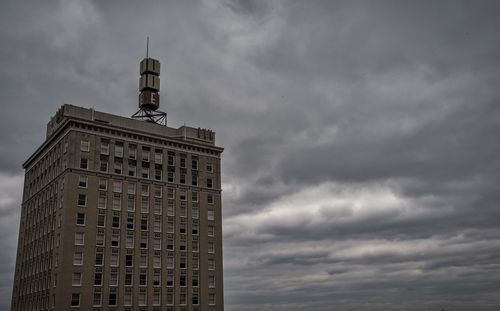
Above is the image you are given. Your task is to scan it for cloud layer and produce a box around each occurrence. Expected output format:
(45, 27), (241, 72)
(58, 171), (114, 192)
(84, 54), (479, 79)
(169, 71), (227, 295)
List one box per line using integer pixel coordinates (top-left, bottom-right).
(1, 0), (499, 310)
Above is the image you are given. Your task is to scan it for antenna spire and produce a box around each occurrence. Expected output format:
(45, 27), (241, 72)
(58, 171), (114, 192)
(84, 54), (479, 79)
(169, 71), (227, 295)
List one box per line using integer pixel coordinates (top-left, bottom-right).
(146, 36), (149, 58)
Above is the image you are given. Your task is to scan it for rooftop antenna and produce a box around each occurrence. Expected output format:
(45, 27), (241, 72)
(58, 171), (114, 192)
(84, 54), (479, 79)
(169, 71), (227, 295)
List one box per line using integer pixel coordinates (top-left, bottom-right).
(131, 37), (167, 125)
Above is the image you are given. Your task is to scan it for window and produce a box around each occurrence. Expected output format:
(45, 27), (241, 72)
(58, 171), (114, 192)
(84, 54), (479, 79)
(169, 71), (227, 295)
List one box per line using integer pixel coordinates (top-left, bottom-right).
(142, 167), (149, 179)
(92, 292), (102, 307)
(125, 273), (133, 286)
(125, 255), (133, 267)
(179, 205), (187, 217)
(127, 195), (135, 211)
(179, 256), (186, 269)
(153, 255), (161, 268)
(209, 293), (216, 306)
(167, 254), (174, 268)
(74, 232), (84, 245)
(192, 206), (199, 219)
(128, 183), (136, 194)
(180, 157), (186, 168)
(110, 254), (119, 267)
(112, 216), (120, 228)
(78, 176), (88, 188)
(167, 172), (174, 183)
(167, 293), (174, 305)
(98, 192), (107, 209)
(98, 179), (107, 190)
(154, 219), (161, 232)
(114, 162), (122, 175)
(128, 164), (136, 177)
(140, 237), (148, 249)
(192, 271), (199, 287)
(141, 219), (148, 230)
(94, 272), (103, 286)
(141, 197), (149, 213)
(192, 173), (198, 186)
(76, 213), (85, 225)
(208, 224), (214, 236)
(95, 249), (104, 266)
(139, 272), (147, 285)
(110, 272), (118, 286)
(140, 255), (148, 267)
(71, 293), (80, 307)
(100, 141), (109, 155)
(209, 258), (215, 270)
(80, 158), (89, 170)
(180, 174), (186, 184)
(72, 272), (82, 286)
(192, 223), (199, 235)
(112, 194), (121, 210)
(126, 236), (134, 248)
(192, 239), (199, 252)
(99, 160), (108, 172)
(209, 275), (216, 288)
(167, 187), (174, 199)
(73, 252), (83, 265)
(180, 190), (187, 201)
(167, 154), (175, 166)
(96, 234), (104, 246)
(97, 214), (106, 227)
(167, 201), (174, 216)
(206, 163), (213, 173)
(142, 148), (150, 162)
(126, 217), (134, 229)
(179, 240), (186, 251)
(139, 293), (146, 306)
(192, 191), (198, 202)
(192, 293), (199, 305)
(167, 221), (174, 233)
(154, 198), (162, 214)
(208, 209), (215, 220)
(207, 178), (213, 189)
(80, 140), (90, 152)
(207, 193), (214, 205)
(154, 151), (162, 164)
(154, 238), (161, 250)
(124, 292), (132, 306)
(153, 292), (161, 305)
(128, 145), (137, 159)
(113, 181), (122, 193)
(192, 256), (199, 270)
(180, 223), (186, 234)
(115, 143), (123, 158)
(166, 270), (174, 287)
(191, 159), (198, 170)
(209, 241), (215, 253)
(109, 293), (117, 306)
(141, 184), (149, 196)
(111, 234), (120, 247)
(166, 239), (174, 251)
(180, 274), (187, 288)
(77, 194), (86, 206)
(154, 185), (162, 197)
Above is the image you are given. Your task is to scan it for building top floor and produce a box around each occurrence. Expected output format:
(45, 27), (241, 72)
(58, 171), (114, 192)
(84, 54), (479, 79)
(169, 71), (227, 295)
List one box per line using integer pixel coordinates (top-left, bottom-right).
(47, 105), (216, 145)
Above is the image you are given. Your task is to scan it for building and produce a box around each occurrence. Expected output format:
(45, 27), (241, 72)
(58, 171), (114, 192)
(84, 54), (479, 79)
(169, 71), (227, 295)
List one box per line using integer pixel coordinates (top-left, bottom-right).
(11, 56), (224, 311)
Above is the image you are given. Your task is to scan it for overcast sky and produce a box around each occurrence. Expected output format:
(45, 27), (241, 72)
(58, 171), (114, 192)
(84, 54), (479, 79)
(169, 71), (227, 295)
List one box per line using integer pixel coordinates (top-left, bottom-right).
(1, 0), (500, 310)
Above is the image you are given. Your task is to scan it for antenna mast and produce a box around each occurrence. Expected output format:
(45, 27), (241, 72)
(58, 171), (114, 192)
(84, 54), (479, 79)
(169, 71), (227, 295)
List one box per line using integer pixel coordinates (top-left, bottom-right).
(131, 37), (167, 125)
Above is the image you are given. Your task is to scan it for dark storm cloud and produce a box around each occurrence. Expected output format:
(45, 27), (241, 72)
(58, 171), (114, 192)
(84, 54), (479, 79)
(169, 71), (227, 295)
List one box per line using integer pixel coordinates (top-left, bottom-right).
(1, 0), (500, 310)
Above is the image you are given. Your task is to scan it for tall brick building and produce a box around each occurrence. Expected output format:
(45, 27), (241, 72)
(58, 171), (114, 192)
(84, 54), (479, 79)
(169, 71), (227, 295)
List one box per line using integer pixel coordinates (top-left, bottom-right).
(11, 57), (224, 311)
